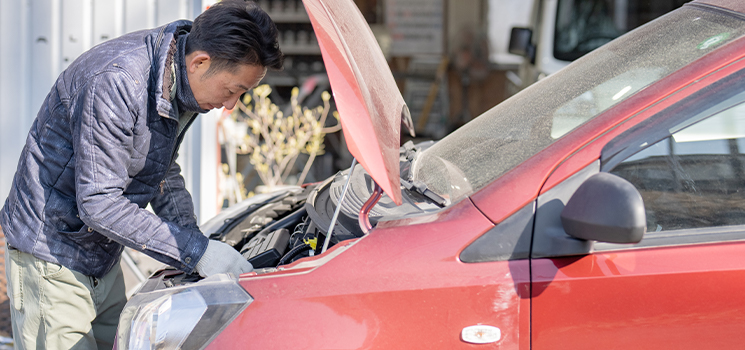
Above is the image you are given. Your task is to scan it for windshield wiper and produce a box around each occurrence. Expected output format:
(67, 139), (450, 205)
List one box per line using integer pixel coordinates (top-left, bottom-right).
(400, 178), (447, 208)
(399, 141), (447, 208)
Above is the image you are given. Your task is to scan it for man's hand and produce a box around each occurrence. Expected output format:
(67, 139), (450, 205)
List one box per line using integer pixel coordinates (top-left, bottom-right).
(195, 240), (254, 277)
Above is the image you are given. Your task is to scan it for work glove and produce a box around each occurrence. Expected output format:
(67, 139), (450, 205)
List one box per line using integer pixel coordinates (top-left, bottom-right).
(195, 240), (254, 277)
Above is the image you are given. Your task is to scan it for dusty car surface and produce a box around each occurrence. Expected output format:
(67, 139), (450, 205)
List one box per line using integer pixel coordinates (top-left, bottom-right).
(116, 0), (745, 348)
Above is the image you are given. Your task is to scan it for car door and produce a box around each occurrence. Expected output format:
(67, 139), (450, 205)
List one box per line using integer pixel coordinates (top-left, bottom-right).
(531, 61), (745, 349)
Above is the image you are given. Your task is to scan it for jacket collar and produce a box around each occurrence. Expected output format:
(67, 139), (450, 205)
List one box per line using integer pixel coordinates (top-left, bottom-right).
(150, 20), (193, 121)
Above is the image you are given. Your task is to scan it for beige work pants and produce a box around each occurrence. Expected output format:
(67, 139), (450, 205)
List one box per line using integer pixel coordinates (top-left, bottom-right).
(5, 246), (127, 350)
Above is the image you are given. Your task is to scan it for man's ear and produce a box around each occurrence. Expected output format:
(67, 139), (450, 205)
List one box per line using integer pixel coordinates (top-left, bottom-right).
(187, 51), (212, 74)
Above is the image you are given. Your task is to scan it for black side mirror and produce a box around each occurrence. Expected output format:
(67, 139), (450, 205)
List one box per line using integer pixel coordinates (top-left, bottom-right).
(508, 27), (535, 63)
(561, 172), (646, 243)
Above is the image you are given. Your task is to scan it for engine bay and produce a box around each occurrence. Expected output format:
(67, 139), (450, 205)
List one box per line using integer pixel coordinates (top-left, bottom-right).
(141, 141), (445, 290)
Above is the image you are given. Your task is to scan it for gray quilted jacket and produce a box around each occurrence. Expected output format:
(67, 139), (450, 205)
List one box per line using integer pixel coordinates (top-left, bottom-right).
(0, 20), (208, 278)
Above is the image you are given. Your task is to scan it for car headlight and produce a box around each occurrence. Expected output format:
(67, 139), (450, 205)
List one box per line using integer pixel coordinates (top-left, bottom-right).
(116, 273), (252, 350)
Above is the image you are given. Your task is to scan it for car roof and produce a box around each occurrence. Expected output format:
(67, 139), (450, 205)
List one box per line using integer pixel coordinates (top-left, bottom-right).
(693, 0), (745, 14)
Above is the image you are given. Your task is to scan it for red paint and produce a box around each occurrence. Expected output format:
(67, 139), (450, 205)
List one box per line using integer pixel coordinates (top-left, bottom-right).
(532, 242), (745, 349)
(528, 36), (745, 349)
(209, 199), (531, 349)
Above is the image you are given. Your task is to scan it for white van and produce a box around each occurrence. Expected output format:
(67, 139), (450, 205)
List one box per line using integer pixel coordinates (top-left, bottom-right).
(508, 0), (688, 93)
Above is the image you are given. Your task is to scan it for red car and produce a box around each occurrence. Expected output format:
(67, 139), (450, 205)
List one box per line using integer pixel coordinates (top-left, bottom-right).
(116, 0), (745, 348)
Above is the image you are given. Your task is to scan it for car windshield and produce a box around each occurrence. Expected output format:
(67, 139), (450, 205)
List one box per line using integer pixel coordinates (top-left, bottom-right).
(412, 5), (745, 203)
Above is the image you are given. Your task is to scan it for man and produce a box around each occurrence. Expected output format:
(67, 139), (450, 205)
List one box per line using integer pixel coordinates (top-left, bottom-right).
(0, 0), (282, 348)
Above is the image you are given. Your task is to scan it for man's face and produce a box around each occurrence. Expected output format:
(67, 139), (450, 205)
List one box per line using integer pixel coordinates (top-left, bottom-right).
(186, 52), (267, 110)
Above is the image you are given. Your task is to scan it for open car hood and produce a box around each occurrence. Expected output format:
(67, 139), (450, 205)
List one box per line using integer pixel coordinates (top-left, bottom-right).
(302, 0), (414, 206)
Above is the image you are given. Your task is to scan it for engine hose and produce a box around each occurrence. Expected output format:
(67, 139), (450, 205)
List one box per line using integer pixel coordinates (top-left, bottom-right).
(278, 243), (312, 266)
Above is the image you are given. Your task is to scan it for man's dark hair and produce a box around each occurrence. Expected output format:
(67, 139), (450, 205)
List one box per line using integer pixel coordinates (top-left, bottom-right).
(188, 0), (283, 75)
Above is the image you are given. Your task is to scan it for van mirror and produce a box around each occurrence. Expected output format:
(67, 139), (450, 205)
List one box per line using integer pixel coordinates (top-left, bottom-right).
(561, 172), (646, 244)
(508, 27), (535, 63)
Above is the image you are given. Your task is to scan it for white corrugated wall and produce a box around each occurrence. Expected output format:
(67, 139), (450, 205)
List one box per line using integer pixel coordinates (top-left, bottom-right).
(0, 0), (220, 224)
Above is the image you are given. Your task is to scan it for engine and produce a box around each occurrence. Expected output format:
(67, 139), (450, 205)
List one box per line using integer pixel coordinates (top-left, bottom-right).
(140, 141), (443, 288)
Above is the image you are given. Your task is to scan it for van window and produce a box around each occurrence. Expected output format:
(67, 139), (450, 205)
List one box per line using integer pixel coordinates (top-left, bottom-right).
(554, 0), (689, 61)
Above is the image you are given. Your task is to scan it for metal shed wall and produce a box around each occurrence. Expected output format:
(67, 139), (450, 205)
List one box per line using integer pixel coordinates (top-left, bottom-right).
(0, 0), (220, 223)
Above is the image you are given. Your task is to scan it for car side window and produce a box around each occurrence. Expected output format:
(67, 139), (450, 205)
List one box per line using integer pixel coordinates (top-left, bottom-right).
(611, 103), (745, 233)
